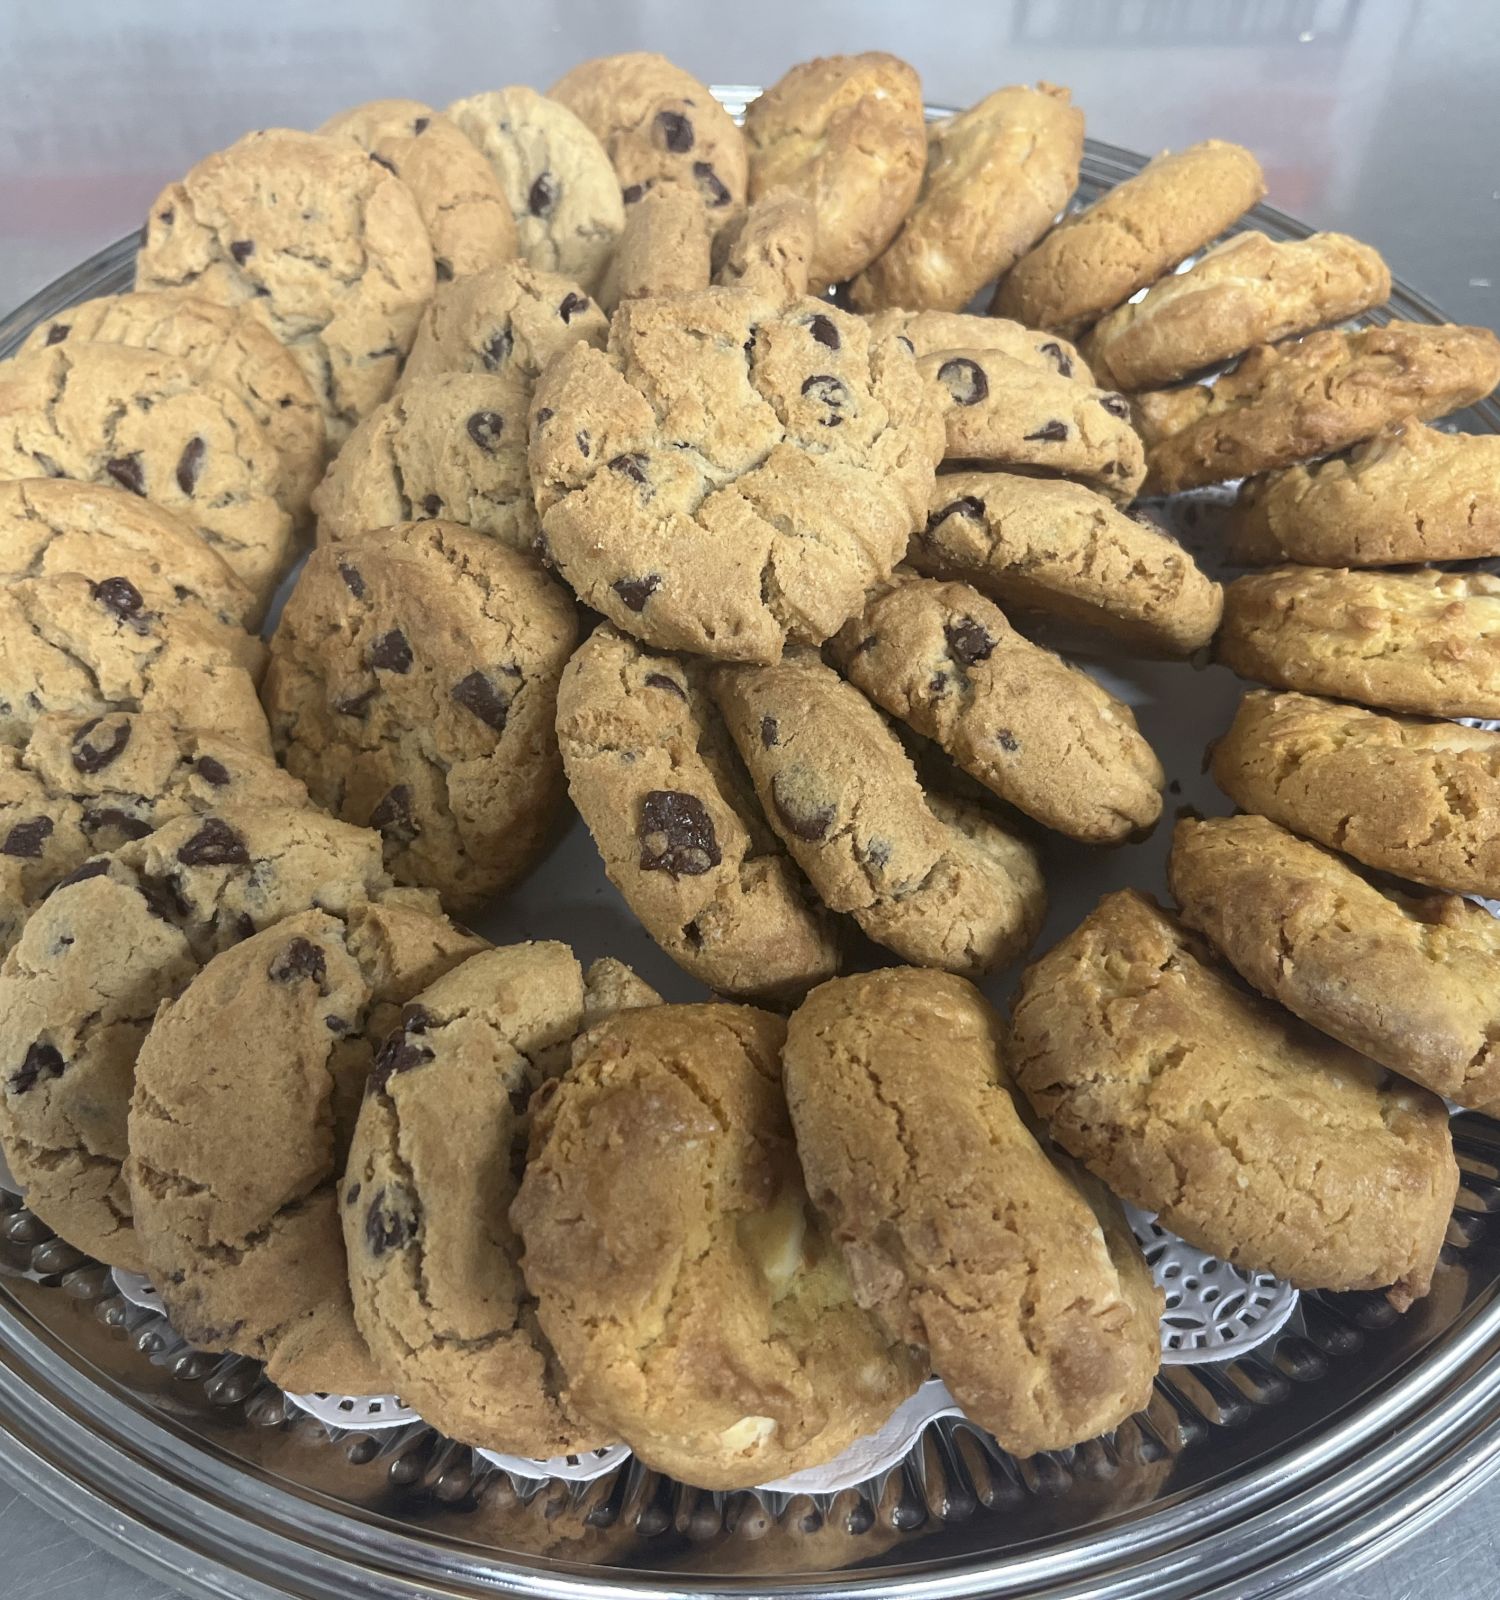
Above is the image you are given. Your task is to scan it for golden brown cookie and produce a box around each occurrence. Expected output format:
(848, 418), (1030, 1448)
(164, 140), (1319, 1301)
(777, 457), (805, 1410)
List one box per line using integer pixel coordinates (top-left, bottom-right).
(869, 309), (1093, 383)
(712, 190), (817, 300)
(596, 187), (712, 312)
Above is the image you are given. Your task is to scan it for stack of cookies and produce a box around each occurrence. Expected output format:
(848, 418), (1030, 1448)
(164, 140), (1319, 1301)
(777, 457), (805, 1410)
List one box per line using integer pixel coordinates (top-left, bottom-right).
(0, 44), (1491, 1494)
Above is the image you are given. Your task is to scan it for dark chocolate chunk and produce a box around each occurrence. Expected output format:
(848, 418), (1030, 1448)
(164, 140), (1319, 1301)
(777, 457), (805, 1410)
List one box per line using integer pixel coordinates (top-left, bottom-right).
(1100, 393), (1130, 418)
(609, 452), (648, 484)
(2, 817), (53, 858)
(105, 454), (146, 496)
(367, 629), (413, 673)
(807, 314), (840, 350)
(638, 790), (721, 876)
(369, 784), (418, 843)
(420, 493), (443, 517)
(760, 715), (779, 748)
(345, 1182), (361, 1207)
(364, 1186), (418, 1255)
(655, 109), (694, 151)
(535, 406), (554, 426)
(195, 755), (231, 787)
(334, 686), (377, 717)
(369, 151), (398, 174)
(9, 1041), (64, 1095)
(412, 116), (430, 134)
(528, 172), (557, 216)
(337, 560), (366, 599)
(176, 818), (250, 867)
(644, 672), (686, 700)
(81, 807), (150, 841)
(44, 322), (69, 346)
(1023, 420), (1069, 442)
(622, 183), (647, 205)
(944, 617), (995, 666)
(1039, 341), (1073, 378)
(450, 670), (512, 731)
(138, 872), (190, 922)
(559, 291), (590, 323)
(771, 774), (836, 842)
(466, 410), (504, 454)
(926, 495), (986, 532)
(370, 1027), (434, 1088)
(693, 160), (731, 206)
(229, 239), (255, 265)
(92, 576), (145, 622)
(612, 574), (660, 612)
(682, 919), (704, 950)
(577, 428), (591, 458)
(482, 328), (513, 369)
(52, 858), (108, 892)
(996, 728), (1020, 752)
(268, 937), (326, 985)
(858, 837), (892, 870)
(175, 436), (206, 495)
(801, 373), (848, 425)
(936, 358), (988, 406)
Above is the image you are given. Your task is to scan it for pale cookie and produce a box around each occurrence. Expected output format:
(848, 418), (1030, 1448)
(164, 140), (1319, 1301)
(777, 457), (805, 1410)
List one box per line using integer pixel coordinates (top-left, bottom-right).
(712, 652), (1046, 976)
(1218, 566), (1500, 719)
(312, 371), (536, 553)
(14, 290), (325, 522)
(446, 86), (625, 291)
(555, 625), (842, 1000)
(398, 260), (607, 390)
(0, 572), (270, 755)
(833, 577), (1164, 842)
(1082, 230), (1391, 391)
(869, 309), (1093, 384)
(0, 341), (296, 613)
(1171, 814), (1500, 1112)
(920, 348), (1145, 502)
(136, 128), (436, 443)
(1009, 889), (1457, 1308)
(263, 521), (578, 914)
(343, 943), (657, 1456)
(1210, 689), (1500, 897)
(319, 98), (518, 282)
(0, 711), (307, 955)
(712, 190), (816, 300)
(1228, 420), (1500, 567)
(994, 140), (1267, 336)
(1135, 321), (1500, 494)
(0, 805), (404, 1269)
(549, 52), (748, 230)
(851, 83), (1083, 314)
(914, 472), (1222, 655)
(784, 969), (1160, 1455)
(742, 53), (925, 287)
(530, 289), (941, 661)
(512, 1003), (925, 1489)
(597, 187), (712, 312)
(127, 901), (482, 1393)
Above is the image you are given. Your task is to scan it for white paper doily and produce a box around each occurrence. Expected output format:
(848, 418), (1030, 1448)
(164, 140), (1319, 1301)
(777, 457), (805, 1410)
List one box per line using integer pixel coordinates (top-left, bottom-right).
(475, 1444), (633, 1483)
(283, 1390), (421, 1430)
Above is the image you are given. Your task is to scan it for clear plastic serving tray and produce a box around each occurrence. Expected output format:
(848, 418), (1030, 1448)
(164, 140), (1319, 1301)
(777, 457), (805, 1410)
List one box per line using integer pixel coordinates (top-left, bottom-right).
(0, 107), (1499, 1600)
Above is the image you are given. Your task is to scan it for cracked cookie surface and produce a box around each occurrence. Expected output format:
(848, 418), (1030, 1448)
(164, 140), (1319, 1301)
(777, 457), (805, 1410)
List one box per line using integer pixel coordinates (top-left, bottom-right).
(1170, 814), (1500, 1112)
(530, 288), (941, 661)
(512, 1002), (925, 1488)
(869, 309), (1093, 384)
(555, 625), (841, 999)
(136, 128), (436, 444)
(1009, 889), (1457, 1306)
(712, 651), (1045, 976)
(784, 968), (1160, 1455)
(1210, 689), (1500, 896)
(713, 191), (816, 301)
(597, 187), (712, 312)
(263, 520), (578, 914)
(833, 577), (1164, 842)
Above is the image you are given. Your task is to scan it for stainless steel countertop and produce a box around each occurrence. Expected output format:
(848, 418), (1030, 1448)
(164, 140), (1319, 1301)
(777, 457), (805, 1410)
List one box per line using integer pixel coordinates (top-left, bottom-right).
(2, 1), (1498, 1594)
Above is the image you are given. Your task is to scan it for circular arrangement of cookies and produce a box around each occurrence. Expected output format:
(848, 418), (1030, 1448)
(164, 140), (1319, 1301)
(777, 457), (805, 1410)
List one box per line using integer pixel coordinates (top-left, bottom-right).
(0, 47), (1495, 1496)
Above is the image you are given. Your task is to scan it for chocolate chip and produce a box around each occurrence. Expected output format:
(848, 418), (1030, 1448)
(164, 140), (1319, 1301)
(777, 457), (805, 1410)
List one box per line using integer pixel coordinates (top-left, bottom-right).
(655, 109), (695, 151)
(450, 670), (511, 731)
(45, 323), (69, 347)
(858, 837), (892, 870)
(466, 410), (504, 454)
(402, 1003), (434, 1033)
(412, 116), (430, 134)
(70, 716), (131, 774)
(482, 328), (513, 369)
(52, 858), (108, 893)
(927, 495), (986, 532)
(268, 937), (326, 985)
(369, 151), (398, 174)
(157, 207), (174, 225)
(936, 358), (988, 407)
(367, 629), (413, 673)
(105, 454), (146, 496)
(92, 576), (145, 622)
(338, 560), (366, 599)
(370, 1027), (434, 1088)
(229, 239), (255, 265)
(345, 1182), (361, 1207)
(420, 493), (442, 517)
(801, 374), (848, 425)
(535, 407), (554, 426)
(370, 784), (417, 843)
(693, 161), (731, 206)
(2, 818), (53, 858)
(138, 873), (190, 922)
(364, 1186), (418, 1255)
(644, 673), (686, 700)
(9, 1042), (64, 1095)
(559, 292), (590, 323)
(850, 633), (878, 656)
(1024, 420), (1069, 442)
(174, 436), (206, 495)
(435, 259), (454, 282)
(771, 775), (836, 842)
(760, 715), (779, 748)
(897, 335), (915, 354)
(997, 728), (1020, 752)
(81, 807), (150, 841)
(945, 618), (995, 666)
(528, 172), (557, 216)
(622, 183), (647, 205)
(612, 574), (660, 612)
(807, 315), (840, 350)
(929, 670), (949, 695)
(1100, 394), (1130, 418)
(576, 429), (591, 458)
(682, 919), (704, 949)
(1039, 341), (1073, 378)
(334, 686), (377, 717)
(195, 755), (231, 786)
(177, 819), (250, 867)
(638, 790), (721, 876)
(609, 452), (648, 484)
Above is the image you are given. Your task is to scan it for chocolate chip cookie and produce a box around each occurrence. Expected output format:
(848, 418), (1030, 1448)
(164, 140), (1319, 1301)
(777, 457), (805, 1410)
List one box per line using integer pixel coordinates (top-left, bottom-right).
(597, 187), (712, 312)
(319, 98), (518, 282)
(712, 651), (1046, 976)
(311, 371), (535, 553)
(743, 53), (926, 287)
(512, 1003), (925, 1488)
(1082, 230), (1391, 391)
(850, 83), (1083, 314)
(1135, 321), (1500, 494)
(1218, 566), (1500, 719)
(128, 900), (482, 1393)
(0, 805), (401, 1269)
(1171, 814), (1500, 1111)
(136, 128), (436, 443)
(713, 190), (817, 300)
(13, 289), (325, 524)
(1009, 889), (1457, 1307)
(994, 140), (1267, 336)
(868, 309), (1093, 384)
(0, 341), (296, 613)
(1227, 421), (1500, 567)
(446, 86), (625, 291)
(555, 625), (842, 999)
(263, 520), (578, 914)
(549, 53), (748, 231)
(530, 289), (942, 661)
(784, 968), (1160, 1455)
(0, 711), (307, 955)
(1210, 689), (1500, 896)
(833, 577), (1164, 842)
(914, 473), (1222, 655)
